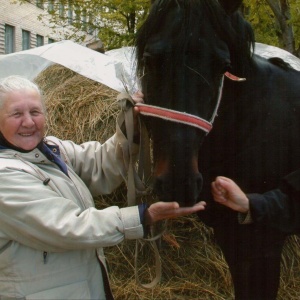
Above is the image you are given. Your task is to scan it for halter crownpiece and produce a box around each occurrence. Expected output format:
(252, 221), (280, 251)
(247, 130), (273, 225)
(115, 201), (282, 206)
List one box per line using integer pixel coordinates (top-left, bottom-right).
(136, 72), (246, 134)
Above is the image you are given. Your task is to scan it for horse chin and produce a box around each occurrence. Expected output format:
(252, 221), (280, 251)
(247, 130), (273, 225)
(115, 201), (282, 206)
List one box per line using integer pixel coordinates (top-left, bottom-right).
(153, 172), (203, 207)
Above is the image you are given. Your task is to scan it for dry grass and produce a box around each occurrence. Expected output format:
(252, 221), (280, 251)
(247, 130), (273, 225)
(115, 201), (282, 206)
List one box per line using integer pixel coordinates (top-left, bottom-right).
(35, 64), (119, 144)
(105, 215), (234, 300)
(35, 64), (300, 299)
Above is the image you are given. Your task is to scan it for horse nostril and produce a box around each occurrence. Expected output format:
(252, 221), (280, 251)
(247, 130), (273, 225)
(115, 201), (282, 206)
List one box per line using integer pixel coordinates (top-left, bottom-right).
(153, 176), (173, 202)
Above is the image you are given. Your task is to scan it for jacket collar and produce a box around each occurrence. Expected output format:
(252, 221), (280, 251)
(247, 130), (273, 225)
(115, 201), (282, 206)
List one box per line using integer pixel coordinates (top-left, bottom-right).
(0, 133), (68, 175)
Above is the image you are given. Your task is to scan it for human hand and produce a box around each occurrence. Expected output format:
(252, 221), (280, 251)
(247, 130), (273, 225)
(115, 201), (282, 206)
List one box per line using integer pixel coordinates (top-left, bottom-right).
(132, 90), (144, 104)
(132, 90), (144, 115)
(211, 176), (249, 213)
(145, 201), (206, 225)
(131, 91), (144, 136)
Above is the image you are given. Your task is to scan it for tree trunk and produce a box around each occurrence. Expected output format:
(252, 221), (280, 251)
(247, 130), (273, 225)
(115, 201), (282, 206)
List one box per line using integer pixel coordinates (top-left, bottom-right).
(266, 0), (296, 55)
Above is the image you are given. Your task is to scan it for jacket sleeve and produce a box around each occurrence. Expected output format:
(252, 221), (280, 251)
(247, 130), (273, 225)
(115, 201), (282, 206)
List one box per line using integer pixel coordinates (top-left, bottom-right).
(247, 170), (300, 233)
(0, 168), (144, 252)
(54, 129), (139, 197)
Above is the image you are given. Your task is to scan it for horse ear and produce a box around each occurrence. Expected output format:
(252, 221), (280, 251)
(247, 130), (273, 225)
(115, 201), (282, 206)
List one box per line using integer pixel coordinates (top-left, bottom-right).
(219, 0), (243, 14)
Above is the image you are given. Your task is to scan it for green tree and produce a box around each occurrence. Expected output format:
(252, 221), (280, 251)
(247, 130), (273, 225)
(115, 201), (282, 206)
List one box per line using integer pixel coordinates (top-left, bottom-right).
(242, 0), (300, 57)
(94, 0), (151, 49)
(14, 0), (151, 50)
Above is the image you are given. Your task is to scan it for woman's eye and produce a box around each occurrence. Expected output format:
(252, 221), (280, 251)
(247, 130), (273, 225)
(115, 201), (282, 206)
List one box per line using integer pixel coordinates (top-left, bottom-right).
(31, 110), (42, 116)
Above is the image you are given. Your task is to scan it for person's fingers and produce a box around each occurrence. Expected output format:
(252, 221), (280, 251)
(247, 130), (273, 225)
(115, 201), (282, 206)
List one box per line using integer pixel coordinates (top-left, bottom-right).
(211, 181), (227, 203)
(147, 201), (206, 224)
(133, 106), (140, 116)
(178, 201), (207, 214)
(216, 176), (244, 198)
(212, 177), (250, 213)
(131, 91), (144, 103)
(159, 201), (206, 211)
(154, 201), (180, 210)
(215, 177), (231, 191)
(171, 201), (206, 214)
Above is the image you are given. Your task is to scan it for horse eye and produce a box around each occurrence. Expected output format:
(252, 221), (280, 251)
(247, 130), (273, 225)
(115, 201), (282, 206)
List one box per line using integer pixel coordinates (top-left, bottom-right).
(222, 62), (232, 73)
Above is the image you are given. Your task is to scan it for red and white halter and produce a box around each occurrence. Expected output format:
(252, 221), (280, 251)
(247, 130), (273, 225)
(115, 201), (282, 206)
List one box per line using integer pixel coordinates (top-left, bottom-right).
(136, 71), (245, 134)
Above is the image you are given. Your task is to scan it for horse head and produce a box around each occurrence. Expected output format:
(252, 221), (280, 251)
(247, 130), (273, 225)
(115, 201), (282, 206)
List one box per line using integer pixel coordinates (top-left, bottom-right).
(136, 0), (254, 206)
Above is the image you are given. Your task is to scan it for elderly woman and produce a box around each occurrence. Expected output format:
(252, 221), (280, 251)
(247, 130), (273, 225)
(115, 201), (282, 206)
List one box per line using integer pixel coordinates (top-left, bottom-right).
(0, 75), (206, 299)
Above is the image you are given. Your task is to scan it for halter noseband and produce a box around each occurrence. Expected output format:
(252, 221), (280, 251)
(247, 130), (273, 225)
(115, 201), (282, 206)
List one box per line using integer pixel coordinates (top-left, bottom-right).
(136, 103), (213, 133)
(136, 72), (246, 134)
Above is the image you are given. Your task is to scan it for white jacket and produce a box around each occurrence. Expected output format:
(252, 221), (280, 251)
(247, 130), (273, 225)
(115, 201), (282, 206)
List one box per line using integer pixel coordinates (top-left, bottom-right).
(0, 132), (143, 299)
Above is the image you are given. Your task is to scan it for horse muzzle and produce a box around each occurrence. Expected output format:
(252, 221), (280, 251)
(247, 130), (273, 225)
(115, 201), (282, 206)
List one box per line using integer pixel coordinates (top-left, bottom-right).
(153, 170), (203, 207)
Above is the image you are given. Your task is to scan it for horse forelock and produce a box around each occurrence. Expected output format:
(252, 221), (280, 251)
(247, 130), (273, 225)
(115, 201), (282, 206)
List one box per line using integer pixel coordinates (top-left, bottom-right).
(136, 0), (255, 78)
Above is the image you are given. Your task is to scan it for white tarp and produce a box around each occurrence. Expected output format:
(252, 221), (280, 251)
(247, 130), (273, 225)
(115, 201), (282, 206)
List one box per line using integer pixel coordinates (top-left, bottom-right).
(255, 42), (300, 70)
(0, 40), (299, 95)
(0, 40), (137, 93)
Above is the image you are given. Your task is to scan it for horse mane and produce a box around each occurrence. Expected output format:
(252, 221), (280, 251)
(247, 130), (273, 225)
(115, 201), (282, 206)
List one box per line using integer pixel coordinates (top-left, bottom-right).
(268, 57), (293, 70)
(136, 0), (255, 77)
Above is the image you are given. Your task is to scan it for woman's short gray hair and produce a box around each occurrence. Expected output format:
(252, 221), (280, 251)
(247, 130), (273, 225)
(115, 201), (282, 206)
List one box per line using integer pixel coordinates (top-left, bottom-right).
(0, 75), (45, 111)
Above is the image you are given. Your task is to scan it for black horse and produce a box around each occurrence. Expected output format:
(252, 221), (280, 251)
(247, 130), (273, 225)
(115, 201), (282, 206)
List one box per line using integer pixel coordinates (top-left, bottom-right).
(135, 0), (300, 299)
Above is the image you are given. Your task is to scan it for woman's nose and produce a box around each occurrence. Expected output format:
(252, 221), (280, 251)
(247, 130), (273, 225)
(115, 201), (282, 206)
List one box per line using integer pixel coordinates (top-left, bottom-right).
(22, 114), (35, 127)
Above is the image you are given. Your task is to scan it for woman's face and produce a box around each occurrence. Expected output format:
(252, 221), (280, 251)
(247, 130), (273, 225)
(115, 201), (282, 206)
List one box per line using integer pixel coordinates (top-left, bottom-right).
(0, 89), (45, 150)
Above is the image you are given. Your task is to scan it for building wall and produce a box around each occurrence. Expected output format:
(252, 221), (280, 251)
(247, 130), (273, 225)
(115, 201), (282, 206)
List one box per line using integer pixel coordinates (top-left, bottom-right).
(0, 0), (98, 54)
(0, 22), (5, 53)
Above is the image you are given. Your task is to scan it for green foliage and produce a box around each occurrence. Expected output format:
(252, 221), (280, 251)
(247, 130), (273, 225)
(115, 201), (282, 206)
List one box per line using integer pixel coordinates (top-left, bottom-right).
(95, 0), (151, 49)
(13, 0), (151, 50)
(289, 0), (300, 52)
(243, 0), (300, 56)
(243, 0), (279, 46)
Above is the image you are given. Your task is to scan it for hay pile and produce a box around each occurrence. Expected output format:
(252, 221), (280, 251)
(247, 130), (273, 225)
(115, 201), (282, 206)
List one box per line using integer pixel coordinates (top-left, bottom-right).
(36, 64), (119, 143)
(35, 64), (300, 299)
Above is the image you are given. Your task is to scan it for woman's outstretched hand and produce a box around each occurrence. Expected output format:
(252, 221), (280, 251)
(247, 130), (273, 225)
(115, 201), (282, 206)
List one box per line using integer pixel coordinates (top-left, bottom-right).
(145, 201), (206, 225)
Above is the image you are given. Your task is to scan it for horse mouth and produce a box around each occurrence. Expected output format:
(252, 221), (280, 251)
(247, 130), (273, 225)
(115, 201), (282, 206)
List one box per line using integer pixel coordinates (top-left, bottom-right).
(152, 173), (203, 207)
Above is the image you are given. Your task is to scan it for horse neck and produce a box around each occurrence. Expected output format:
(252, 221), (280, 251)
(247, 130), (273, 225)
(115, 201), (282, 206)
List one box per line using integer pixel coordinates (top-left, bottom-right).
(201, 60), (300, 194)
